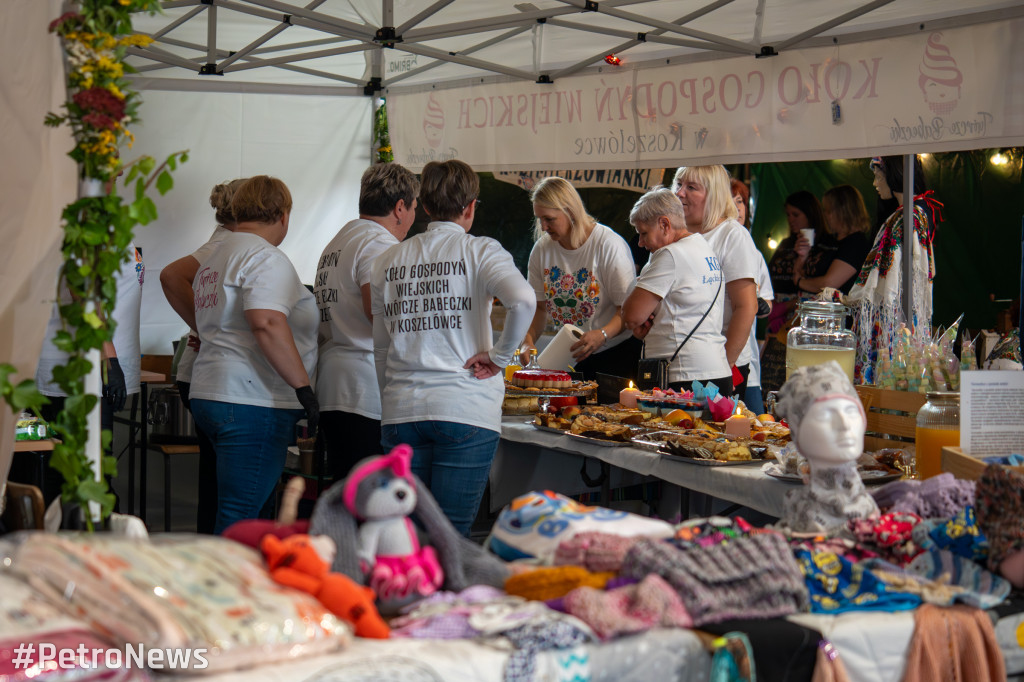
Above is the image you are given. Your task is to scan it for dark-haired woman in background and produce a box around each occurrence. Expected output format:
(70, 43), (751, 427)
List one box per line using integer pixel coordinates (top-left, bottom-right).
(760, 190), (827, 392)
(767, 191), (828, 306)
(793, 184), (871, 296)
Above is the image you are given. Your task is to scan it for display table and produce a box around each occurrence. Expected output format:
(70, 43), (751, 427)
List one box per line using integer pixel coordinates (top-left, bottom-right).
(494, 418), (793, 518)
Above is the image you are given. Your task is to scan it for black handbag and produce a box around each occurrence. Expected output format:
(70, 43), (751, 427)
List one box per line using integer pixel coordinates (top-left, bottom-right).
(636, 274), (723, 391)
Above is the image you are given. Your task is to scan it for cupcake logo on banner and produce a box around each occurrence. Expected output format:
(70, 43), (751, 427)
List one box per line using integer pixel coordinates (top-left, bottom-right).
(918, 32), (963, 116)
(422, 93), (445, 148)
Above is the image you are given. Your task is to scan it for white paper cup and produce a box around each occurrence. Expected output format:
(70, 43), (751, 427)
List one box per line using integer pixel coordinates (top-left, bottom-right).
(800, 228), (815, 247)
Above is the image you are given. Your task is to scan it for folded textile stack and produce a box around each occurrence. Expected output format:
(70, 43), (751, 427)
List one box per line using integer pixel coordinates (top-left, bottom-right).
(620, 533), (809, 626)
(0, 570), (140, 681)
(14, 534), (352, 674)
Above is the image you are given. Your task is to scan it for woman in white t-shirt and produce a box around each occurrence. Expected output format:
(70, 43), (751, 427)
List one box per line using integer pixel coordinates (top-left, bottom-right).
(189, 176), (319, 534)
(520, 177), (639, 379)
(732, 177), (774, 415)
(673, 165), (760, 398)
(159, 178), (244, 534)
(372, 160), (535, 537)
(621, 188), (731, 393)
(314, 163), (419, 481)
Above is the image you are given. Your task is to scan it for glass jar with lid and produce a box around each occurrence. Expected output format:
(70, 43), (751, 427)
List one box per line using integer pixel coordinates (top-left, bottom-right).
(785, 301), (857, 382)
(915, 391), (960, 480)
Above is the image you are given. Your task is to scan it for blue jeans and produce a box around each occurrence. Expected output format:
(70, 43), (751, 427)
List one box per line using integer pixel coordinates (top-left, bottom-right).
(191, 399), (303, 534)
(744, 385), (765, 416)
(381, 421), (500, 537)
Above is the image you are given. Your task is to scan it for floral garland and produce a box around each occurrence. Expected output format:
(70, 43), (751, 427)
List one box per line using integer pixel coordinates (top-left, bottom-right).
(0, 0), (187, 529)
(373, 100), (393, 163)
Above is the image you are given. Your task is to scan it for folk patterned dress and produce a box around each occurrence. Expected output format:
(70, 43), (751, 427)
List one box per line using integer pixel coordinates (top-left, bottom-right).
(846, 192), (942, 384)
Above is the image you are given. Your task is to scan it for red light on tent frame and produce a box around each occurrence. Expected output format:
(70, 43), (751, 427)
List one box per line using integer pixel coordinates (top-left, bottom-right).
(604, 54), (621, 66)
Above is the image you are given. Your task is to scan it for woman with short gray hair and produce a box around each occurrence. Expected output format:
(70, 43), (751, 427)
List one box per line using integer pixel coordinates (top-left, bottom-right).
(622, 188), (732, 393)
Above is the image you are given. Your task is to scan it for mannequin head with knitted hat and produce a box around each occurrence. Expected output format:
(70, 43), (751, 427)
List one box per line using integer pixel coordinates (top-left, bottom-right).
(777, 361), (867, 469)
(776, 362), (879, 534)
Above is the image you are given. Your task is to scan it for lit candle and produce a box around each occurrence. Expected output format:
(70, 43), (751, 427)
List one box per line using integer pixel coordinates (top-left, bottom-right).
(724, 403), (751, 438)
(619, 381), (640, 409)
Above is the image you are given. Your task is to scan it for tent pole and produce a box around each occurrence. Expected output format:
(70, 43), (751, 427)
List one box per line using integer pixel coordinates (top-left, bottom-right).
(902, 154), (914, 331)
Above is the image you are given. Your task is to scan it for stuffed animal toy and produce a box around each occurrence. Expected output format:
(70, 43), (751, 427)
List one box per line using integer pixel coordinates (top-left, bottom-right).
(261, 533), (390, 639)
(341, 443), (444, 601)
(309, 444), (510, 612)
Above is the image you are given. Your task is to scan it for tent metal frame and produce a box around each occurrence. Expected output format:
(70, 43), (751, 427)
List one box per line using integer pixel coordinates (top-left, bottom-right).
(126, 0), (1024, 97)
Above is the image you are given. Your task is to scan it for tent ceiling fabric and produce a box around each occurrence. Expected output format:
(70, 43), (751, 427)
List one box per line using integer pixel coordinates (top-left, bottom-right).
(128, 0), (1024, 94)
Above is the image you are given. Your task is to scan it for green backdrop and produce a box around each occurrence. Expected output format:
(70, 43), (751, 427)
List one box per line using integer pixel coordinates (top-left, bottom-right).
(409, 151), (1022, 332)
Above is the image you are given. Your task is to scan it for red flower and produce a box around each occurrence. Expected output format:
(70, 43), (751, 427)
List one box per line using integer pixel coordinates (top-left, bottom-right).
(82, 112), (117, 130)
(49, 12), (81, 33)
(72, 88), (126, 120)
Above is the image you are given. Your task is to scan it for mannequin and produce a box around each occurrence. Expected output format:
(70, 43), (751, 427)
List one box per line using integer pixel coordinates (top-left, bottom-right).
(776, 361), (879, 534)
(847, 155), (940, 385)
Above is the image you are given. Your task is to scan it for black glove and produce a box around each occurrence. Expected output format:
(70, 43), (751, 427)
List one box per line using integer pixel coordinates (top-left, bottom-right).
(176, 380), (191, 411)
(295, 385), (319, 436)
(103, 357), (127, 413)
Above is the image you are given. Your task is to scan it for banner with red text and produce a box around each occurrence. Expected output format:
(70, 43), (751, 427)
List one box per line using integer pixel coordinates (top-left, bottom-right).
(389, 19), (1024, 171)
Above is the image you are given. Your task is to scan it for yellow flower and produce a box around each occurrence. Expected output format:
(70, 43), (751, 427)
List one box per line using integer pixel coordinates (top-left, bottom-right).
(119, 34), (153, 48)
(119, 0), (132, 5)
(106, 83), (125, 100)
(123, 128), (135, 148)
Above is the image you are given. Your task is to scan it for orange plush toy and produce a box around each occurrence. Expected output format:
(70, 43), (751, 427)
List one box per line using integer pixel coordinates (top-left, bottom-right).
(261, 534), (390, 639)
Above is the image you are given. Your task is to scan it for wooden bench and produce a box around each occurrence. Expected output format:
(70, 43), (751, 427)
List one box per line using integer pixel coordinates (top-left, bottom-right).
(855, 385), (926, 452)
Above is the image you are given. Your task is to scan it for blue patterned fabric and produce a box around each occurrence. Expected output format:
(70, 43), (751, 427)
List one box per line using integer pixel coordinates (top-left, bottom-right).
(504, 619), (592, 682)
(796, 548), (921, 614)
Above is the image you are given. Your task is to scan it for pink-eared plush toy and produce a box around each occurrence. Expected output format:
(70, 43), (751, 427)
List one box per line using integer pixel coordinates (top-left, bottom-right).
(309, 444), (510, 614)
(339, 444), (444, 601)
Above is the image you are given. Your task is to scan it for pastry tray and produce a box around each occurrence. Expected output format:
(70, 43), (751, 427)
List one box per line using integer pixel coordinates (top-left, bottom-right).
(632, 432), (767, 466)
(565, 431), (637, 447)
(505, 386), (598, 399)
(526, 419), (571, 435)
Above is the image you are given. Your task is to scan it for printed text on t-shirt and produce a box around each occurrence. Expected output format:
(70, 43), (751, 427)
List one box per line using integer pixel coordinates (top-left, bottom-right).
(194, 267), (220, 310)
(383, 259), (471, 334)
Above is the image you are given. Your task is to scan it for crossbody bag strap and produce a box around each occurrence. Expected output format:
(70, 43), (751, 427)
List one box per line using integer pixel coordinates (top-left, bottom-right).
(668, 271), (723, 363)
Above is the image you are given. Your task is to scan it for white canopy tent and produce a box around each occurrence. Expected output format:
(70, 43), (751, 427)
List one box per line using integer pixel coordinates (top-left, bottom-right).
(121, 0), (1024, 352)
(3, 0), (1023, 489)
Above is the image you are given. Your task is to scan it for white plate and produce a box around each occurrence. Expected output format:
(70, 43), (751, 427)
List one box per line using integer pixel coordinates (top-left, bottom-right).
(761, 461), (903, 484)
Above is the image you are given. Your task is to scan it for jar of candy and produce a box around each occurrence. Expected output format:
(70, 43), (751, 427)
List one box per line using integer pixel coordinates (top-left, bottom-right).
(786, 301), (856, 382)
(915, 391), (960, 479)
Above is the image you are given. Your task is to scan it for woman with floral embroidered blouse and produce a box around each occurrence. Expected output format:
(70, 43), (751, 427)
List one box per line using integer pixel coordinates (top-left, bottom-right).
(519, 177), (640, 379)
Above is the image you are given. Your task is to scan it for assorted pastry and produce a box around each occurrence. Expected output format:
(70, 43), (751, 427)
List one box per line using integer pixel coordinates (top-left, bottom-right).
(569, 414), (634, 442)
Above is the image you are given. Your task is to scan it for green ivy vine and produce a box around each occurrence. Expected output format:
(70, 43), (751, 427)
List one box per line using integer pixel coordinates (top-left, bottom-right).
(0, 1), (187, 530)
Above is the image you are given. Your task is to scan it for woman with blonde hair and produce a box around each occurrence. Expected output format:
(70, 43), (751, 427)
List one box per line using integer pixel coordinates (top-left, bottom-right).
(189, 175), (319, 534)
(159, 177), (245, 533)
(672, 165), (760, 396)
(793, 184), (871, 295)
(622, 188), (731, 393)
(520, 176), (639, 379)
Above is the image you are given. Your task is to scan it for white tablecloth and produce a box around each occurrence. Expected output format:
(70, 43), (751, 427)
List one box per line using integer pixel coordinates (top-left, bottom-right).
(495, 418), (793, 518)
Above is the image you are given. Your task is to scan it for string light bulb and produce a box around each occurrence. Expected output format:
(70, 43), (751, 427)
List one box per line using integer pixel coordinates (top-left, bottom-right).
(768, 238), (779, 250)
(604, 54), (621, 66)
(991, 151), (1009, 166)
